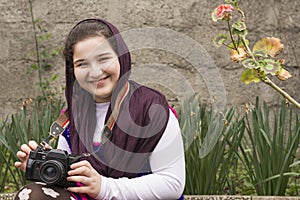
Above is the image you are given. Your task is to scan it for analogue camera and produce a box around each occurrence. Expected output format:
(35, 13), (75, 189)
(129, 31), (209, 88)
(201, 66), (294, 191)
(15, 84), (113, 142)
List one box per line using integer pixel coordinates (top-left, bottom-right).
(25, 148), (80, 187)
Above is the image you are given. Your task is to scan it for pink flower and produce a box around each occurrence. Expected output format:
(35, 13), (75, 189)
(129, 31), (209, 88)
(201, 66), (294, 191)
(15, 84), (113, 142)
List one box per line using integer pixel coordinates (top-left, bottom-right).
(216, 4), (234, 18)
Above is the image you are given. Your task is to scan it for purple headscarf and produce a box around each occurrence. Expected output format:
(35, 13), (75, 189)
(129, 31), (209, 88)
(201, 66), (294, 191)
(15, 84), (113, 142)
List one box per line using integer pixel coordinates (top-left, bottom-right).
(64, 19), (169, 178)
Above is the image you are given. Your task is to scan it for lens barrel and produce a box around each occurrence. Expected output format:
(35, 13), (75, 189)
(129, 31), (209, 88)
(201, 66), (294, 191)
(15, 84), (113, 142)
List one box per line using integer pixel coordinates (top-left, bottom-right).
(39, 160), (65, 185)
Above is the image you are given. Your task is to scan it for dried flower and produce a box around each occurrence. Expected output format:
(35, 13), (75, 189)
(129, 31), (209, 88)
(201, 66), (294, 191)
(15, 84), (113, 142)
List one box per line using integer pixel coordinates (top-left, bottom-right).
(253, 37), (284, 58)
(230, 47), (248, 62)
(194, 131), (199, 140)
(276, 68), (292, 81)
(212, 0), (300, 109)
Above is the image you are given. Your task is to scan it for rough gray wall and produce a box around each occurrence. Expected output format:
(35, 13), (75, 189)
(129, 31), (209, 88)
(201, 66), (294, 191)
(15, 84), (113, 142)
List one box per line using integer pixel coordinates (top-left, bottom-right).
(0, 0), (299, 119)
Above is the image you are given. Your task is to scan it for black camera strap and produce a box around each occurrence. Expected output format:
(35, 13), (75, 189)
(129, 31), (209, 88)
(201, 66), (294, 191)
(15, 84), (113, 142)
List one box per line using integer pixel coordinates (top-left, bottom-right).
(39, 81), (130, 157)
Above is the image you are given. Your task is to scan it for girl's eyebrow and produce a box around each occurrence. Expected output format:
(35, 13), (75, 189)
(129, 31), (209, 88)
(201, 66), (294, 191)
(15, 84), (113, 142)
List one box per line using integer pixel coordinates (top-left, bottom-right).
(73, 52), (113, 65)
(73, 59), (85, 65)
(95, 52), (114, 59)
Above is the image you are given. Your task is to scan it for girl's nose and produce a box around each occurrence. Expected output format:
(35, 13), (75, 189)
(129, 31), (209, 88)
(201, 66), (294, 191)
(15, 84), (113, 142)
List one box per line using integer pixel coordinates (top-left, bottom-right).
(89, 63), (103, 78)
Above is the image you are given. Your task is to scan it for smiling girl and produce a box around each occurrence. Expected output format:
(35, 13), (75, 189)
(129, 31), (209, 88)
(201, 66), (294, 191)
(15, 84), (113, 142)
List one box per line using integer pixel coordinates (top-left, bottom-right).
(14, 19), (185, 200)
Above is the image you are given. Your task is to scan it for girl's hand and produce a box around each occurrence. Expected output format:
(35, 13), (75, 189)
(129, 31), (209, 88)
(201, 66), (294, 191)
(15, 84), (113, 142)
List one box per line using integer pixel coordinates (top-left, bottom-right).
(14, 140), (39, 172)
(14, 140), (52, 172)
(67, 160), (102, 198)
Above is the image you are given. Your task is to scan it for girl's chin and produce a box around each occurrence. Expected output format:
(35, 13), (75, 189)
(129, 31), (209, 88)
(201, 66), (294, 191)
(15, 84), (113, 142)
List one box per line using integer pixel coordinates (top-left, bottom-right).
(93, 92), (112, 102)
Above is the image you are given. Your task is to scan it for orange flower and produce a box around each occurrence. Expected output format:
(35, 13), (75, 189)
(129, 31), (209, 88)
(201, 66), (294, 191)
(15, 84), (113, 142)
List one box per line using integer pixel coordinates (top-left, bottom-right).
(216, 4), (234, 18)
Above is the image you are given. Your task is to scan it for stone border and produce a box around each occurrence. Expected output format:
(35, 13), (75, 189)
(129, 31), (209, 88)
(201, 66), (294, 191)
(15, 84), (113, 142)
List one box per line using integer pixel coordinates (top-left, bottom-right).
(184, 196), (300, 200)
(0, 193), (15, 200)
(1, 194), (300, 200)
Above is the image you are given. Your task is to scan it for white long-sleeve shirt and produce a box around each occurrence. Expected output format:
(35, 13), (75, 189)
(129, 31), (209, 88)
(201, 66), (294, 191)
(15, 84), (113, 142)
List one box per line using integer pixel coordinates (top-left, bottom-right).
(57, 102), (185, 200)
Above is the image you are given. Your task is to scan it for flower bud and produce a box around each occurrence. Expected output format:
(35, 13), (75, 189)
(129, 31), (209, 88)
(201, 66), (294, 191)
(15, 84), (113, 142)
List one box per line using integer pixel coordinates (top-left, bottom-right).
(276, 68), (292, 81)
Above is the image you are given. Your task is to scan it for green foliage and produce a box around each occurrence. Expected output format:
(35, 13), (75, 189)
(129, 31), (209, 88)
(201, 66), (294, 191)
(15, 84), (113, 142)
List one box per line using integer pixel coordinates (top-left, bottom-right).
(238, 97), (300, 195)
(179, 96), (245, 195)
(0, 0), (66, 193)
(27, 0), (63, 101)
(0, 98), (65, 192)
(180, 96), (300, 195)
(213, 34), (229, 47)
(240, 68), (261, 84)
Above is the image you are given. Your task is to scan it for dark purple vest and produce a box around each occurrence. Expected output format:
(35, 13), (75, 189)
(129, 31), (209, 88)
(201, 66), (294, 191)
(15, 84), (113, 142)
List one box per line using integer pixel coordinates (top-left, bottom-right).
(70, 80), (170, 178)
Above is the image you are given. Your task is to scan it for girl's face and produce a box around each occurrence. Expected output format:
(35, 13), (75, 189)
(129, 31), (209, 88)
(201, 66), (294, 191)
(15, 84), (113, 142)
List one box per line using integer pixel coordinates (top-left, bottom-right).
(73, 36), (120, 103)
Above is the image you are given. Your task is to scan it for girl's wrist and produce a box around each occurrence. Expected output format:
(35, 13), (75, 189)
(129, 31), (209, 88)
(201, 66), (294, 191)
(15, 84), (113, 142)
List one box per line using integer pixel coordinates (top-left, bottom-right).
(95, 175), (107, 200)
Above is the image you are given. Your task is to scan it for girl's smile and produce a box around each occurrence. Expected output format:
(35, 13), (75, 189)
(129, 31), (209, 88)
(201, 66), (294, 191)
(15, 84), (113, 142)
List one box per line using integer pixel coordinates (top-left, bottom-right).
(73, 36), (120, 103)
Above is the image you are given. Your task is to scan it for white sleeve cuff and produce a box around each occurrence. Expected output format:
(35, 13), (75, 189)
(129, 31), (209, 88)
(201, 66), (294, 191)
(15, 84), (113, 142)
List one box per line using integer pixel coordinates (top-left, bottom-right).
(95, 175), (108, 200)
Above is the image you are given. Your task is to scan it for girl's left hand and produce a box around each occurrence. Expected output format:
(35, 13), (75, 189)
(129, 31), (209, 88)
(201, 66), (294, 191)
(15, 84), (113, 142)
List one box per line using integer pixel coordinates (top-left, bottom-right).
(67, 160), (102, 198)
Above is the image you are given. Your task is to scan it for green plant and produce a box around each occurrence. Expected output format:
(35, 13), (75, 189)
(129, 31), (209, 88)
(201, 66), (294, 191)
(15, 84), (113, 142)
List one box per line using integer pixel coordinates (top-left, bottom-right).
(179, 97), (245, 195)
(0, 0), (66, 193)
(238, 97), (300, 195)
(27, 0), (63, 101)
(212, 0), (300, 109)
(0, 98), (65, 192)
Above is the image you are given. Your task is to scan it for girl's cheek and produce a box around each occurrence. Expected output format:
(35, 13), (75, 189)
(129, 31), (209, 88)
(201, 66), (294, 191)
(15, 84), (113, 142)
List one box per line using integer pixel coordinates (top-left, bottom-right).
(75, 68), (87, 80)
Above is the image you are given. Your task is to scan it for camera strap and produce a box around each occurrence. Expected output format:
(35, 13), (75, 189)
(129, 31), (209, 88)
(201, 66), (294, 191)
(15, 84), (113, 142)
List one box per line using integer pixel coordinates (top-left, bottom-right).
(101, 81), (129, 144)
(39, 81), (130, 150)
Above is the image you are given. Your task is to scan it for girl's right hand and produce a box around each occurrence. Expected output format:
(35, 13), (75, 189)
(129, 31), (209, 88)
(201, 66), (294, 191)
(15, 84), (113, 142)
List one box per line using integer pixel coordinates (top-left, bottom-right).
(14, 140), (40, 172)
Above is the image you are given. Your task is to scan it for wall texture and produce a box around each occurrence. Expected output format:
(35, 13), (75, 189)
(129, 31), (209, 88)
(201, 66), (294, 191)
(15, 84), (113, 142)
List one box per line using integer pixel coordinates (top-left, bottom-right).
(0, 0), (299, 119)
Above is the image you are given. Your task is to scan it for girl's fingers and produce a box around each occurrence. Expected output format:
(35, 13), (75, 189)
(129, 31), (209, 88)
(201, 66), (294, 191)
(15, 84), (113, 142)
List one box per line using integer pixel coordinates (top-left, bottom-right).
(69, 166), (94, 178)
(67, 185), (89, 194)
(70, 160), (92, 169)
(14, 161), (26, 171)
(28, 140), (38, 150)
(16, 151), (27, 160)
(14, 161), (22, 168)
(67, 175), (89, 185)
(44, 143), (52, 149)
(20, 144), (31, 154)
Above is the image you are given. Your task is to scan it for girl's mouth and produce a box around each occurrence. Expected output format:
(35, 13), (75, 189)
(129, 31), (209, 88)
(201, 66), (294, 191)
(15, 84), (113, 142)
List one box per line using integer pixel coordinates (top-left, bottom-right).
(97, 76), (109, 86)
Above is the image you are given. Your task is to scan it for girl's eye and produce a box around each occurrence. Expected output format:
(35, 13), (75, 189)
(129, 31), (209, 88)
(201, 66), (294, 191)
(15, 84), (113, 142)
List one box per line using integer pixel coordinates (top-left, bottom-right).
(76, 62), (89, 68)
(98, 57), (111, 63)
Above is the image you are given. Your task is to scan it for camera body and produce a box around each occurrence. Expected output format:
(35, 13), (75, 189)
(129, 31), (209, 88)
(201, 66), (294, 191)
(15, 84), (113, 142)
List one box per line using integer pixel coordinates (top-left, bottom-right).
(25, 148), (80, 187)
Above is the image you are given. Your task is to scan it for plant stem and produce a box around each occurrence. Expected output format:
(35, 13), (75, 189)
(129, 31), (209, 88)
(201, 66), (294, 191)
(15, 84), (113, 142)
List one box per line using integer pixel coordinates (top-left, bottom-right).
(236, 7), (245, 22)
(227, 21), (238, 51)
(241, 36), (300, 109)
(241, 36), (260, 66)
(263, 77), (300, 109)
(28, 0), (44, 97)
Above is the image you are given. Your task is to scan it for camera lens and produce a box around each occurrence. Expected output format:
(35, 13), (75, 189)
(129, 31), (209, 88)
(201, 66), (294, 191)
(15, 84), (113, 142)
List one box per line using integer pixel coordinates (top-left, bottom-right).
(40, 160), (65, 185)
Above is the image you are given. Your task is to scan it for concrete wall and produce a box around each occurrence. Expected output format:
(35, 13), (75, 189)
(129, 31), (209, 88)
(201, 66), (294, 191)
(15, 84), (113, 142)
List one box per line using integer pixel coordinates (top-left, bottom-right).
(0, 0), (299, 119)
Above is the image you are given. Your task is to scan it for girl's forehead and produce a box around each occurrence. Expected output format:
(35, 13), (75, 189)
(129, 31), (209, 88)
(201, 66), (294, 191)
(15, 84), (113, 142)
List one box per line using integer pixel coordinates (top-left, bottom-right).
(73, 36), (115, 60)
